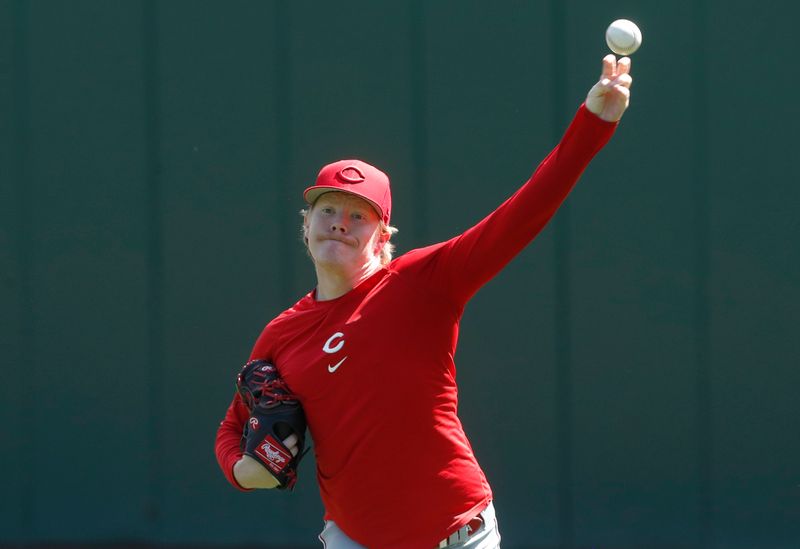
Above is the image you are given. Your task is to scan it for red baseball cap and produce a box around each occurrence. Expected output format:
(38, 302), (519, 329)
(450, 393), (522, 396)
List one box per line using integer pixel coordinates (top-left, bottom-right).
(303, 159), (392, 225)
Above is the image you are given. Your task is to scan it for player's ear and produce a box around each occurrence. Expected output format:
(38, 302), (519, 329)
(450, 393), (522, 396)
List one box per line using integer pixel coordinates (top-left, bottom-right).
(302, 209), (310, 245)
(373, 231), (389, 255)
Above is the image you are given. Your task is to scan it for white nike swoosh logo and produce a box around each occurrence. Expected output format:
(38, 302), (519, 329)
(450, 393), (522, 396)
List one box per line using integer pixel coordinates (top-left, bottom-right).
(327, 357), (347, 373)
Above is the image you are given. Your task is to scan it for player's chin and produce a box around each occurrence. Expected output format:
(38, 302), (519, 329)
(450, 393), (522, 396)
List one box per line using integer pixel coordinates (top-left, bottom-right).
(311, 249), (353, 269)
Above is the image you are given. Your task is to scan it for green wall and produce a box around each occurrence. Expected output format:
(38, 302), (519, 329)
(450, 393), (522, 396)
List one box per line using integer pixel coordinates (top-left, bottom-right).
(2, 1), (798, 548)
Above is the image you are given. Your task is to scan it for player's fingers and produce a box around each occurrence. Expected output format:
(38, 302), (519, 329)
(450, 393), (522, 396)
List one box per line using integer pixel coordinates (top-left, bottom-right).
(602, 54), (616, 79)
(613, 73), (633, 89)
(613, 84), (631, 102)
(616, 56), (631, 76)
(282, 433), (297, 445)
(283, 433), (299, 456)
(597, 77), (613, 92)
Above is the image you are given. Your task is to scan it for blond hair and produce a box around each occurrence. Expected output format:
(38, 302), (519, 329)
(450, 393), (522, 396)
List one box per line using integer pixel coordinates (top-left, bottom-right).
(300, 207), (398, 266)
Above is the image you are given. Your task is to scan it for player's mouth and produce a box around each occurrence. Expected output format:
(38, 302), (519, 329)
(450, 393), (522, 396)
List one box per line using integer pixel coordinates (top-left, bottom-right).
(322, 235), (356, 247)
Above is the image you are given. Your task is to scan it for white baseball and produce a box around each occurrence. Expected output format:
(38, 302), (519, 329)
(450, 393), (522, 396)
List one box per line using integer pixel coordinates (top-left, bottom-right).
(605, 19), (642, 56)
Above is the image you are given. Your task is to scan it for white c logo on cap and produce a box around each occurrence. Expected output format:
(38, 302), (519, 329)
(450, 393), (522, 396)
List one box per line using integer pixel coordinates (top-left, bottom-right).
(338, 166), (365, 183)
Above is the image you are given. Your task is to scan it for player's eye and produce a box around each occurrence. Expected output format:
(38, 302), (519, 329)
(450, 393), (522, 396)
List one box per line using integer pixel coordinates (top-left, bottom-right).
(352, 212), (365, 221)
(320, 207), (334, 214)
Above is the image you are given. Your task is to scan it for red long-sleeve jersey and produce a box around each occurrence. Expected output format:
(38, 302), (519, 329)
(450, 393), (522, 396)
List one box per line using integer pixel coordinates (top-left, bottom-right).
(216, 104), (616, 549)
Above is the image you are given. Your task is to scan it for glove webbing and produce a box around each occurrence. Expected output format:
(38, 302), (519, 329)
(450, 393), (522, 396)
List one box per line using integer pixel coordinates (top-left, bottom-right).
(260, 378), (297, 406)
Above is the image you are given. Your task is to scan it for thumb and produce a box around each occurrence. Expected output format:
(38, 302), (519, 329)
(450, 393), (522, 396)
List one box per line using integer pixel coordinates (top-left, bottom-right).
(283, 433), (300, 456)
(585, 80), (608, 115)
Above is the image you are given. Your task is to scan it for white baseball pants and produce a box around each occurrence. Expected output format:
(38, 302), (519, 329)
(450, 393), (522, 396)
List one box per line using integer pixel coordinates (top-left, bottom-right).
(318, 501), (501, 549)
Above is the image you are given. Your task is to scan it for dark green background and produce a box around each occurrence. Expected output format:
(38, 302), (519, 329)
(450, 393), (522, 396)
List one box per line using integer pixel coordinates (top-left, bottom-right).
(2, 1), (798, 548)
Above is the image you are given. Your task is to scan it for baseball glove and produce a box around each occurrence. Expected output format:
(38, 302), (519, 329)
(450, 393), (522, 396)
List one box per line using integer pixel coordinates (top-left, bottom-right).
(236, 359), (308, 490)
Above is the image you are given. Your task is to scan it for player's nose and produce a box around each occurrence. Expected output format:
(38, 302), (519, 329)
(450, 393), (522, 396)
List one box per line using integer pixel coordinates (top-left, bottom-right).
(329, 214), (348, 233)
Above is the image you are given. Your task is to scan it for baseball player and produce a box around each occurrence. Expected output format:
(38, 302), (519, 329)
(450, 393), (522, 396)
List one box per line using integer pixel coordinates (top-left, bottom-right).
(215, 54), (633, 548)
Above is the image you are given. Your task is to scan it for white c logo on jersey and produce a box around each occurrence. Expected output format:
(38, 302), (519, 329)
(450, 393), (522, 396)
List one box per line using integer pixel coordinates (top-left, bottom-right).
(323, 332), (345, 354)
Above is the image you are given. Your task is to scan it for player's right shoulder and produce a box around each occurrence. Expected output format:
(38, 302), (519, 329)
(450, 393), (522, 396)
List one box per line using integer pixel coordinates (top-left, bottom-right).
(253, 302), (299, 353)
(262, 292), (320, 336)
(266, 289), (314, 322)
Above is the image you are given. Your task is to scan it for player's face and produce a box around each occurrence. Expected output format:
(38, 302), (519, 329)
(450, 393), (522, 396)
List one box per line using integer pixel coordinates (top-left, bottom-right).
(304, 192), (385, 273)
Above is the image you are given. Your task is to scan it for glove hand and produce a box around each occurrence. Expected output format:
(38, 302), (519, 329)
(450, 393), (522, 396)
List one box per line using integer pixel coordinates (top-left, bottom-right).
(236, 361), (308, 490)
(235, 432), (301, 489)
(236, 359), (275, 411)
(586, 54), (633, 122)
(234, 454), (281, 489)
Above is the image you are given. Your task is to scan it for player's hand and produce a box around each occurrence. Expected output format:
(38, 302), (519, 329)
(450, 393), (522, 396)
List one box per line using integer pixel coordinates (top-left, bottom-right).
(282, 433), (300, 457)
(233, 434), (300, 489)
(585, 54), (633, 122)
(234, 454), (281, 488)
